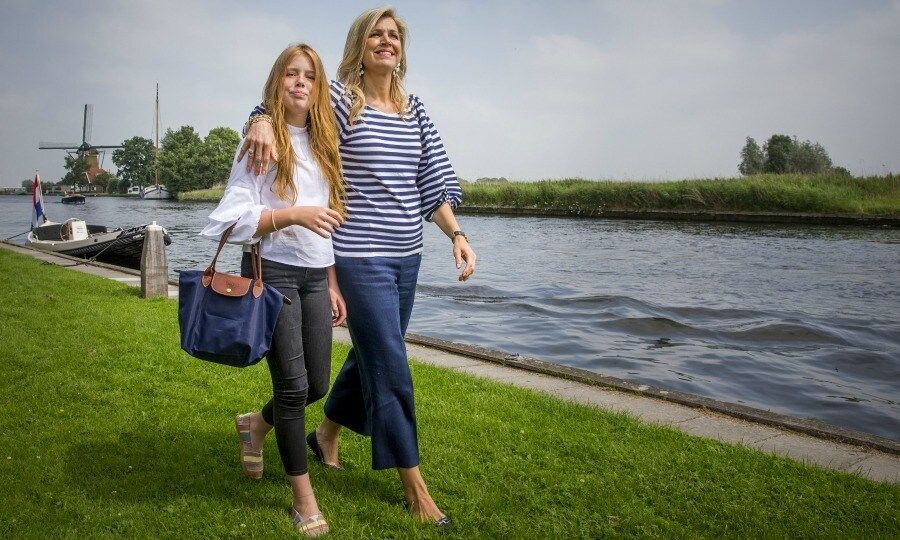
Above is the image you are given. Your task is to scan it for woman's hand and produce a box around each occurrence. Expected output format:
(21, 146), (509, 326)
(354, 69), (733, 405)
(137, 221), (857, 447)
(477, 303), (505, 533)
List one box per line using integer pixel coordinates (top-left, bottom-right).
(326, 266), (347, 327)
(288, 206), (344, 238)
(453, 236), (476, 281)
(237, 119), (277, 176)
(431, 202), (476, 282)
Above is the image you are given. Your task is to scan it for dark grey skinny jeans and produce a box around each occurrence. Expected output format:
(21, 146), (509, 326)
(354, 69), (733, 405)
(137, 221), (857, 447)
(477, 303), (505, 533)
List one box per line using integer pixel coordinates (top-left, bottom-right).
(241, 253), (332, 476)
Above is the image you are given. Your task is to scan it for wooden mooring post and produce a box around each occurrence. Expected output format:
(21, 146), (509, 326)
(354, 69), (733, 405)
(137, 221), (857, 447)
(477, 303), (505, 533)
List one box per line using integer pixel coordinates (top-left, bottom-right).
(140, 221), (168, 298)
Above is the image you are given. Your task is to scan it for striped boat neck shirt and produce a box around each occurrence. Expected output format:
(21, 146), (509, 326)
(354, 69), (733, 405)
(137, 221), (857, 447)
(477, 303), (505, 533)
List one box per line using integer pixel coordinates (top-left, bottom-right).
(250, 80), (462, 258)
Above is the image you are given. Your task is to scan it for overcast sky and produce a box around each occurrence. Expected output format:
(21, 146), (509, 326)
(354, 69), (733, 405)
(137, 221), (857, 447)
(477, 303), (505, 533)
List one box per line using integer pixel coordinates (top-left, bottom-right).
(1, 0), (898, 186)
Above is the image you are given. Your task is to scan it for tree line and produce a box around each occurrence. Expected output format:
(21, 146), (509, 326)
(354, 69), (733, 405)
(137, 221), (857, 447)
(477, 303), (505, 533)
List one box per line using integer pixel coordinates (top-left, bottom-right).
(739, 134), (849, 176)
(25, 126), (240, 195)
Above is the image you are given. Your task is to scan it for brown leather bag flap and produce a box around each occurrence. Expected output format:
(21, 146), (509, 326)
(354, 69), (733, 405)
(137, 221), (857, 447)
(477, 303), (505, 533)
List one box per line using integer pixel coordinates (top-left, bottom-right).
(208, 271), (253, 297)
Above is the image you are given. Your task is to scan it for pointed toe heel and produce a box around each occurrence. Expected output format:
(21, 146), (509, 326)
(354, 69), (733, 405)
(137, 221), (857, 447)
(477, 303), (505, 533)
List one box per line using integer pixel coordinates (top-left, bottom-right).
(306, 431), (342, 470)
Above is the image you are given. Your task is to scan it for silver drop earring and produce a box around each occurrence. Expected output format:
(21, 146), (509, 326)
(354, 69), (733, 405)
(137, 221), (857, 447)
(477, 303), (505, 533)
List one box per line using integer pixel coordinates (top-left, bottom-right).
(358, 65), (364, 77)
(393, 64), (401, 76)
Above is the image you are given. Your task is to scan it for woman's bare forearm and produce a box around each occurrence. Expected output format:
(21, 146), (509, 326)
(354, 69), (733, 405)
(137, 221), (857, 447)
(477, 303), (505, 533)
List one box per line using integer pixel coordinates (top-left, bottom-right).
(431, 202), (461, 239)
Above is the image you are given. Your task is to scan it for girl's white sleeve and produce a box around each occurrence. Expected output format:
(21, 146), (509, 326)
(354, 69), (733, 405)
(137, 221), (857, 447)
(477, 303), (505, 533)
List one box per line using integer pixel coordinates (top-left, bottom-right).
(199, 141), (267, 245)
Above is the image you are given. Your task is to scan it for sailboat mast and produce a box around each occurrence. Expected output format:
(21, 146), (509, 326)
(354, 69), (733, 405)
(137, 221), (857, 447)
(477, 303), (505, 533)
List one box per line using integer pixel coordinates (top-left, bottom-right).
(154, 83), (160, 186)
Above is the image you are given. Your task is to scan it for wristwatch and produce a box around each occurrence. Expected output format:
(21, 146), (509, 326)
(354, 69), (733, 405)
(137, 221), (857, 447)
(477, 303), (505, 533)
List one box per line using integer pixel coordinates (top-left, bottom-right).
(451, 230), (467, 242)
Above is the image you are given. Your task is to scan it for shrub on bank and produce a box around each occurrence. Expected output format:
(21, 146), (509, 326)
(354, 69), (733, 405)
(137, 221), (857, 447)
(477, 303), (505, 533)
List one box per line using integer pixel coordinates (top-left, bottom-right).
(179, 174), (899, 215)
(462, 173), (899, 215)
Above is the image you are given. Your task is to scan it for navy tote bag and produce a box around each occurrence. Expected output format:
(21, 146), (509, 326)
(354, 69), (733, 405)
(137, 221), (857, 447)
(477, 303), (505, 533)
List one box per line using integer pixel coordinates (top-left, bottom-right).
(178, 224), (289, 367)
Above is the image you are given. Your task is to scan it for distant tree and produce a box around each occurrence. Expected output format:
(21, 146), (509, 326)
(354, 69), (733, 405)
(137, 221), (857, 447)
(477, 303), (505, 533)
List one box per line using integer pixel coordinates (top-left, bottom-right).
(204, 127), (240, 187)
(476, 177), (509, 183)
(21, 179), (32, 190)
(106, 177), (119, 194)
(150, 125), (240, 195)
(112, 136), (156, 189)
(61, 155), (90, 187)
(157, 126), (209, 195)
(763, 134), (794, 174)
(831, 166), (852, 178)
(788, 139), (832, 174)
(738, 137), (765, 175)
(91, 171), (115, 192)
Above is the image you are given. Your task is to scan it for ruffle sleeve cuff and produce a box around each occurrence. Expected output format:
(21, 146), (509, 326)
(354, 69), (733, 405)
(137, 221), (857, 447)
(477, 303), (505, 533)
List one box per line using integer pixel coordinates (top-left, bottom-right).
(199, 184), (266, 245)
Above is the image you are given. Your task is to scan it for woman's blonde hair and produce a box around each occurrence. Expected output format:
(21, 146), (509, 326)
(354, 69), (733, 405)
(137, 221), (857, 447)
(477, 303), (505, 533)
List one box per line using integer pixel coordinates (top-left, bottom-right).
(336, 6), (409, 124)
(262, 43), (345, 216)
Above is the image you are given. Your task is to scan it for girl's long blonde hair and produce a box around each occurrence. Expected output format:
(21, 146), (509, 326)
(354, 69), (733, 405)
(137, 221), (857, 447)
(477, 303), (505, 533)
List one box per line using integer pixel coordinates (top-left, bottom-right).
(262, 43), (345, 216)
(336, 6), (409, 125)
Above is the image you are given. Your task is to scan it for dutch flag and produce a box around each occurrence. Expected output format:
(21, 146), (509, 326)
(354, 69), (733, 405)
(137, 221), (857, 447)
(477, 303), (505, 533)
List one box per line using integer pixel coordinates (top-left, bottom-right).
(31, 173), (47, 229)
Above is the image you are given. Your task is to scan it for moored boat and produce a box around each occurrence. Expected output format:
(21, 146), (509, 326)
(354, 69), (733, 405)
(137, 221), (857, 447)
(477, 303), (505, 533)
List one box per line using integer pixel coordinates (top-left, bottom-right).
(139, 84), (172, 200)
(61, 191), (86, 205)
(26, 219), (172, 270)
(140, 184), (170, 199)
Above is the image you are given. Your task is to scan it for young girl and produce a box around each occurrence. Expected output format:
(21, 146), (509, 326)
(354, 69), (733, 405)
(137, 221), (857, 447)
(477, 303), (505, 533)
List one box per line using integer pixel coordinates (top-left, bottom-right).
(200, 43), (345, 537)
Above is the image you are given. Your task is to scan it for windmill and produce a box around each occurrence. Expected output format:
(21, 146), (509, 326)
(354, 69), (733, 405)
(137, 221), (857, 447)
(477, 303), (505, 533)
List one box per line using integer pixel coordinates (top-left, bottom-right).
(39, 104), (123, 190)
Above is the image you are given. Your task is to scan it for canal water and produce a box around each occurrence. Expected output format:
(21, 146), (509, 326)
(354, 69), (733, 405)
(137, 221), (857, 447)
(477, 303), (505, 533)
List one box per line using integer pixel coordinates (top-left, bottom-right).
(2, 194), (898, 439)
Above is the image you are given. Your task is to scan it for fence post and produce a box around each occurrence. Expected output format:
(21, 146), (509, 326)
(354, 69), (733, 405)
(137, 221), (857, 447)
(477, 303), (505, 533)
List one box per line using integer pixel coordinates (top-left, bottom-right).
(141, 221), (168, 299)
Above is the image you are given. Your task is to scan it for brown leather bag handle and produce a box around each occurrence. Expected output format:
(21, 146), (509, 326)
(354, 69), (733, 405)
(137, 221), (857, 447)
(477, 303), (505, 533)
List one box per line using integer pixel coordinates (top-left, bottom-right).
(203, 223), (269, 299)
(207, 224), (251, 275)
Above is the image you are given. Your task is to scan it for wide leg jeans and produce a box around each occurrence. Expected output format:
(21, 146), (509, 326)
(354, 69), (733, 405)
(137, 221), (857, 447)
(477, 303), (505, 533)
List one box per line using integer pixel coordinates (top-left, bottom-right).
(324, 254), (422, 470)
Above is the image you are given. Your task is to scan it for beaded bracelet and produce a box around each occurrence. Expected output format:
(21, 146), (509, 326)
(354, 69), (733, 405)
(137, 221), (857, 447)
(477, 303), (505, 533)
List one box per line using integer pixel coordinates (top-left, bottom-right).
(242, 113), (273, 136)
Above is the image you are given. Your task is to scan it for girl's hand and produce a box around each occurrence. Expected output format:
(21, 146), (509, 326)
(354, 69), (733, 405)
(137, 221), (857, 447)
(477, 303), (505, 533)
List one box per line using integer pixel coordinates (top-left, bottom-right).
(329, 286), (347, 327)
(453, 236), (476, 281)
(237, 119), (277, 176)
(289, 206), (344, 238)
(326, 266), (347, 327)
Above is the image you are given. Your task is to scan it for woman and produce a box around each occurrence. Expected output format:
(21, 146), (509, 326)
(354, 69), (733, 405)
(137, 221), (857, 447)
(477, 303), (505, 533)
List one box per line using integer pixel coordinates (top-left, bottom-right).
(201, 43), (346, 537)
(239, 7), (476, 528)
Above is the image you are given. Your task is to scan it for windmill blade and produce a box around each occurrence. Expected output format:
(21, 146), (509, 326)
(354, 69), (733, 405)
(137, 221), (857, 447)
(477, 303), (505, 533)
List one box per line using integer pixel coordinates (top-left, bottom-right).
(83, 104), (93, 144)
(39, 141), (80, 149)
(90, 144), (125, 149)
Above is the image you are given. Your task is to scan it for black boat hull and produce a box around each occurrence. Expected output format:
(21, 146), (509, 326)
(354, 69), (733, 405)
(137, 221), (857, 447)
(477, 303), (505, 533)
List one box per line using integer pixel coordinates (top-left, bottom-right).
(57, 225), (172, 270)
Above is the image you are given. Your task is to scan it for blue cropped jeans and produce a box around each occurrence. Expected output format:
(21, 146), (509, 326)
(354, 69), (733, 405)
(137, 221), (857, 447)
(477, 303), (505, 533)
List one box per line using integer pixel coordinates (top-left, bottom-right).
(323, 254), (422, 470)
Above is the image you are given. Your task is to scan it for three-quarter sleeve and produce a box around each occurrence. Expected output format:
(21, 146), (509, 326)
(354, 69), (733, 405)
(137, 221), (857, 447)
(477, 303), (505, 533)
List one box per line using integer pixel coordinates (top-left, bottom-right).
(411, 95), (463, 222)
(199, 142), (267, 245)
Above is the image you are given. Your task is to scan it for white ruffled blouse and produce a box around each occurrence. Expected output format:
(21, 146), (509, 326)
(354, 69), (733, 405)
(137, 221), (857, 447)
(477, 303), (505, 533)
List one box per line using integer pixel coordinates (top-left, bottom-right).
(200, 124), (334, 268)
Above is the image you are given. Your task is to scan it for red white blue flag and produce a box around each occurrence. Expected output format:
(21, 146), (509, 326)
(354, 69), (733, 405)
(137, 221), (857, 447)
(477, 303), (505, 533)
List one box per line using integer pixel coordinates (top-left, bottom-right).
(31, 173), (47, 229)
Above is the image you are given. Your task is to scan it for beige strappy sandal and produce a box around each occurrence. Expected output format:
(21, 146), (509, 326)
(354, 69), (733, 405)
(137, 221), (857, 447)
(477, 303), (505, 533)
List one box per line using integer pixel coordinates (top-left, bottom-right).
(235, 413), (263, 480)
(291, 509), (329, 537)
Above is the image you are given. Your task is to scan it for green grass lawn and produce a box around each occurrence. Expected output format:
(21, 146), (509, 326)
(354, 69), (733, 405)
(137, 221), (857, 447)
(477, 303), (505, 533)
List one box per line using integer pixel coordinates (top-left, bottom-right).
(0, 248), (897, 538)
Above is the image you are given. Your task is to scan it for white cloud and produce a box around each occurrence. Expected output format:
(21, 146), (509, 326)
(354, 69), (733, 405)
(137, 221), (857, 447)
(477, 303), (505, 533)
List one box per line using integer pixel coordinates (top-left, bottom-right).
(1, 1), (898, 184)
(530, 34), (610, 76)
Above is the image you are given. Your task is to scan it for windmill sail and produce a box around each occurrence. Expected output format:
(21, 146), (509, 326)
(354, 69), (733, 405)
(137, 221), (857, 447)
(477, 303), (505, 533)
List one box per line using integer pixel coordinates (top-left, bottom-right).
(39, 141), (81, 149)
(38, 104), (122, 156)
(83, 104), (93, 144)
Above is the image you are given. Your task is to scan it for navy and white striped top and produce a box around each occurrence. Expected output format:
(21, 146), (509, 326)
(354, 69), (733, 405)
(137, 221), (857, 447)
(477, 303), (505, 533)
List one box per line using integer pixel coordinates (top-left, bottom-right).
(251, 80), (462, 258)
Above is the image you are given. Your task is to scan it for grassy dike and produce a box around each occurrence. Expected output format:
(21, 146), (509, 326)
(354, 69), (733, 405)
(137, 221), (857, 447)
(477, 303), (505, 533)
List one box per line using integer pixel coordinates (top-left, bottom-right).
(174, 186), (225, 202)
(0, 248), (897, 539)
(179, 173), (899, 216)
(462, 174), (899, 216)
